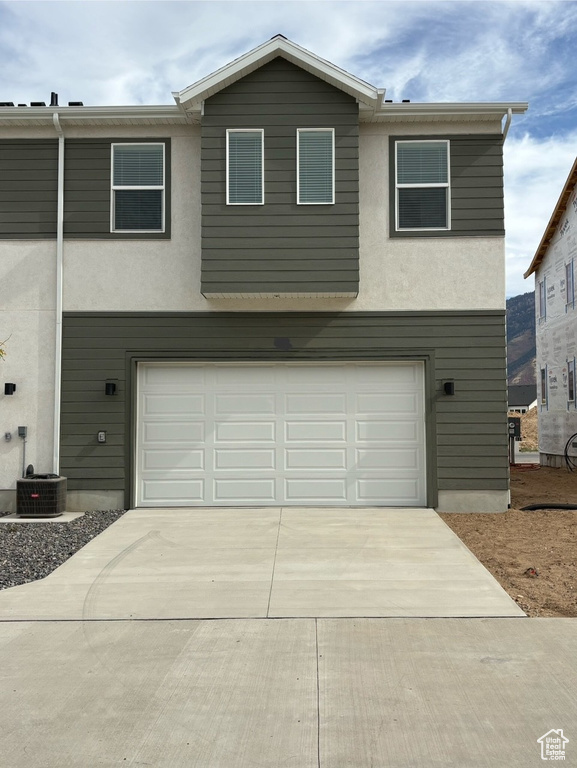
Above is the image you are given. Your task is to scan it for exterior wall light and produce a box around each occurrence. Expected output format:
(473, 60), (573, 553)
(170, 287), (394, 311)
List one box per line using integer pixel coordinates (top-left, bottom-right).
(105, 382), (117, 396)
(4, 383), (16, 395)
(443, 380), (455, 396)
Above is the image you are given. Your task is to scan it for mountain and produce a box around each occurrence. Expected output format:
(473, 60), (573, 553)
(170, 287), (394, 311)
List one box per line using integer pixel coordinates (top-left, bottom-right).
(506, 291), (536, 385)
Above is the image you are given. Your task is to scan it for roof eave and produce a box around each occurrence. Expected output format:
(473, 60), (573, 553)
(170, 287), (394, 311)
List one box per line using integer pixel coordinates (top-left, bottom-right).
(367, 102), (528, 119)
(524, 157), (577, 279)
(176, 35), (379, 111)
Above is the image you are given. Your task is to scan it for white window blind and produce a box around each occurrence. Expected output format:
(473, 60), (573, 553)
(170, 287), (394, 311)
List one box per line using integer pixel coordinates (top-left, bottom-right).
(112, 144), (164, 232)
(396, 141), (449, 230)
(227, 130), (263, 204)
(298, 129), (334, 204)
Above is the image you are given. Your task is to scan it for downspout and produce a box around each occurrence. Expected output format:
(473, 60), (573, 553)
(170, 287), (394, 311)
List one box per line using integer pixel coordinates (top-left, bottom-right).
(52, 112), (64, 474)
(502, 107), (512, 141)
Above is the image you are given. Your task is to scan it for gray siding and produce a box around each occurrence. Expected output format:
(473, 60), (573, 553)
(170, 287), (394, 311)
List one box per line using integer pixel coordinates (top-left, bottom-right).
(64, 139), (171, 239)
(61, 311), (507, 507)
(389, 135), (505, 238)
(201, 57), (359, 296)
(0, 140), (58, 238)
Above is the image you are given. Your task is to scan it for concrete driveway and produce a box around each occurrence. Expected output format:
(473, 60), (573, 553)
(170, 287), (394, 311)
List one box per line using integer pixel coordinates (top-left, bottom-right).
(2, 508), (576, 767)
(0, 507), (522, 619)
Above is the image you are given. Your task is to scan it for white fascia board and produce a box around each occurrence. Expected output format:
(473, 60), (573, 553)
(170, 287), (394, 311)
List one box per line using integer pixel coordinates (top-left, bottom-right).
(367, 102), (528, 120)
(176, 36), (379, 110)
(0, 105), (189, 125)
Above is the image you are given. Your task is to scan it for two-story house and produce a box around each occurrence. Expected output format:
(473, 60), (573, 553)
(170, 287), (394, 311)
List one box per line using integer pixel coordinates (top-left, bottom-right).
(525, 158), (577, 466)
(0, 36), (527, 513)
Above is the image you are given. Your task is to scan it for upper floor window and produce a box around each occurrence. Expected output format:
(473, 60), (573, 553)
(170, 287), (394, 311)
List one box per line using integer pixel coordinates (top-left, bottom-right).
(540, 366), (548, 406)
(227, 129), (264, 205)
(111, 143), (164, 232)
(538, 278), (547, 320)
(566, 260), (574, 309)
(395, 140), (450, 231)
(297, 128), (334, 204)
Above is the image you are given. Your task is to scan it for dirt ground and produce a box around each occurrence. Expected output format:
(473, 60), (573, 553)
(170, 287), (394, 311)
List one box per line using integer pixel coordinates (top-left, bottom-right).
(440, 465), (577, 617)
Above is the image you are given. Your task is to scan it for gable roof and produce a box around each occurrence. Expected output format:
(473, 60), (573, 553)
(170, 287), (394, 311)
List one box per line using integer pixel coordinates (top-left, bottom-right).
(174, 35), (381, 113)
(525, 157), (577, 278)
(508, 384), (537, 407)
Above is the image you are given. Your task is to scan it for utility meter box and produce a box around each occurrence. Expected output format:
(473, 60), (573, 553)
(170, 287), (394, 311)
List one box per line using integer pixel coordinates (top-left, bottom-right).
(508, 417), (521, 439)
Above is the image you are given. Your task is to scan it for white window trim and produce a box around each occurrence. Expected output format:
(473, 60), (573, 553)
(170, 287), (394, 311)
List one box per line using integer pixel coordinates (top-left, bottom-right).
(395, 139), (451, 232)
(297, 128), (335, 205)
(226, 128), (264, 206)
(565, 260), (575, 310)
(568, 359), (576, 404)
(110, 142), (165, 233)
(538, 278), (547, 321)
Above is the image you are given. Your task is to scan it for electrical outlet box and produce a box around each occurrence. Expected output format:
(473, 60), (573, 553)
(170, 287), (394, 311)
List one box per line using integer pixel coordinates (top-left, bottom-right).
(97, 431), (106, 443)
(18, 426), (27, 438)
(4, 432), (11, 441)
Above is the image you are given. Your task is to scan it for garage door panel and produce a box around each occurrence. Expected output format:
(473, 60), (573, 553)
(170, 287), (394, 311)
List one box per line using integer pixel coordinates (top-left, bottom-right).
(285, 393), (346, 414)
(285, 479), (348, 502)
(143, 479), (204, 503)
(356, 392), (420, 415)
(285, 449), (347, 469)
(285, 421), (347, 442)
(357, 478), (421, 504)
(215, 422), (276, 442)
(136, 363), (426, 507)
(143, 393), (205, 416)
(356, 448), (421, 469)
(144, 422), (204, 442)
(356, 420), (419, 441)
(214, 479), (276, 502)
(144, 450), (204, 471)
(215, 449), (276, 470)
(215, 394), (276, 415)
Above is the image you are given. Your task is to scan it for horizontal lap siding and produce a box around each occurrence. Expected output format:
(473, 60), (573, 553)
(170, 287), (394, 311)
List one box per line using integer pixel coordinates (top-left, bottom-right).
(0, 140), (58, 238)
(61, 311), (507, 500)
(390, 134), (504, 238)
(63, 139), (171, 239)
(201, 57), (359, 295)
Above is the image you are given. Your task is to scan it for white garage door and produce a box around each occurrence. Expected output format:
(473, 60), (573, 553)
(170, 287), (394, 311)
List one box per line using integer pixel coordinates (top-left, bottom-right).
(135, 362), (426, 507)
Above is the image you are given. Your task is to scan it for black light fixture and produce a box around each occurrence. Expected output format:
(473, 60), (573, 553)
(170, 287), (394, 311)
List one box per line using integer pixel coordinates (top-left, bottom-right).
(105, 381), (117, 396)
(443, 380), (455, 396)
(4, 383), (16, 395)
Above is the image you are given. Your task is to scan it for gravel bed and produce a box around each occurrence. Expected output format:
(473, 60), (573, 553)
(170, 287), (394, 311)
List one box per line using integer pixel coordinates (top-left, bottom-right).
(0, 509), (127, 590)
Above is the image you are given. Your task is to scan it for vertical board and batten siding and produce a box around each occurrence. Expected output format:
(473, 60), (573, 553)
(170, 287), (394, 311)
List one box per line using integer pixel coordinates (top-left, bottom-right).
(0, 140), (58, 238)
(63, 139), (171, 239)
(389, 135), (505, 238)
(201, 57), (359, 296)
(60, 311), (508, 505)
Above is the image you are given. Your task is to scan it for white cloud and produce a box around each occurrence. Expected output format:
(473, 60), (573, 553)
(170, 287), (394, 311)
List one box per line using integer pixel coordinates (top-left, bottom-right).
(504, 131), (577, 296)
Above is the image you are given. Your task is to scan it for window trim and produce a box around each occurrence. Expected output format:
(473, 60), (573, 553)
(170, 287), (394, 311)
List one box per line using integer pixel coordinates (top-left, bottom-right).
(395, 139), (451, 232)
(540, 366), (548, 407)
(297, 128), (335, 205)
(538, 278), (547, 321)
(226, 128), (264, 206)
(110, 142), (165, 234)
(568, 359), (576, 404)
(566, 260), (575, 310)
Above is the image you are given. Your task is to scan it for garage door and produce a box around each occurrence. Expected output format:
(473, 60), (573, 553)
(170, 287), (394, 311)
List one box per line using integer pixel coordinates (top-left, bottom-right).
(135, 362), (426, 507)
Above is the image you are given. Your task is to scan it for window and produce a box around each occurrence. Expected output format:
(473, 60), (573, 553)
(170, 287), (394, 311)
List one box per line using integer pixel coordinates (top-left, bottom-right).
(297, 129), (334, 204)
(227, 129), (264, 205)
(395, 140), (450, 230)
(568, 360), (575, 403)
(540, 367), (547, 405)
(111, 143), (164, 232)
(539, 279), (547, 320)
(566, 261), (574, 309)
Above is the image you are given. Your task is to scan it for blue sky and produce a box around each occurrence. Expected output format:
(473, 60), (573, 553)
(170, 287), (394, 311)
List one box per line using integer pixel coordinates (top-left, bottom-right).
(1, 0), (576, 297)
